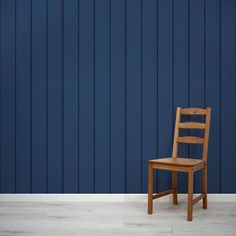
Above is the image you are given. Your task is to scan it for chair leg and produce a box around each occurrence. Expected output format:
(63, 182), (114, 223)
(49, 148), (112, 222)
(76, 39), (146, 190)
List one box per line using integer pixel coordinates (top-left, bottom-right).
(187, 171), (193, 221)
(202, 165), (207, 209)
(172, 171), (178, 205)
(148, 163), (153, 214)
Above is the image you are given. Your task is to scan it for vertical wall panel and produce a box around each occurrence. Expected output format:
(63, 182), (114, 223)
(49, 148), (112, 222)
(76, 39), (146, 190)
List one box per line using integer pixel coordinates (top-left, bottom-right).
(173, 0), (189, 193)
(31, 0), (47, 193)
(79, 0), (95, 193)
(63, 0), (79, 193)
(142, 0), (158, 193)
(205, 0), (220, 193)
(189, 0), (205, 110)
(157, 0), (173, 192)
(94, 0), (110, 193)
(47, 0), (63, 193)
(0, 0), (236, 193)
(126, 0), (142, 193)
(221, 0), (236, 193)
(0, 0), (16, 193)
(15, 0), (31, 193)
(189, 0), (205, 193)
(110, 0), (126, 193)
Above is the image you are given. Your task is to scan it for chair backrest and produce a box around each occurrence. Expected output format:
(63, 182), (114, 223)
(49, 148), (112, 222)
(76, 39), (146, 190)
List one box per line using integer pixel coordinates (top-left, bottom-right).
(172, 107), (211, 162)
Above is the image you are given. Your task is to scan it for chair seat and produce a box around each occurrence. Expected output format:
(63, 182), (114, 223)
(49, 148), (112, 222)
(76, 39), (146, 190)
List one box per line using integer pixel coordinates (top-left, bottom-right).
(150, 157), (203, 167)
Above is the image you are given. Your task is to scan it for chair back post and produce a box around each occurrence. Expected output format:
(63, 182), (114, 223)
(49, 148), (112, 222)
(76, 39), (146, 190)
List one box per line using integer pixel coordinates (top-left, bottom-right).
(172, 107), (181, 158)
(172, 107), (211, 162)
(202, 107), (211, 162)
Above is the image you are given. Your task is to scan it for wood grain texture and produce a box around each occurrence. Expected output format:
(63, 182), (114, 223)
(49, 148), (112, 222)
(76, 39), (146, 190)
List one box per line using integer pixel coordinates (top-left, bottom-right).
(192, 193), (204, 205)
(172, 107), (181, 157)
(187, 171), (193, 221)
(202, 166), (207, 209)
(148, 163), (153, 214)
(153, 189), (173, 199)
(177, 136), (204, 144)
(0, 200), (236, 236)
(150, 158), (203, 167)
(178, 122), (205, 129)
(148, 107), (211, 220)
(180, 108), (207, 115)
(172, 171), (178, 204)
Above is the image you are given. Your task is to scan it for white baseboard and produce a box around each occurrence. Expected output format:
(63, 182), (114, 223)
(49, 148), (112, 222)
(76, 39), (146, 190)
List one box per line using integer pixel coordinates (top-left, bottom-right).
(0, 194), (236, 202)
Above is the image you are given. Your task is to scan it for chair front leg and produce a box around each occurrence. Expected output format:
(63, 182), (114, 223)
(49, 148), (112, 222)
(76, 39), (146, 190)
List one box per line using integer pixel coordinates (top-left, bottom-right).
(187, 171), (194, 221)
(148, 163), (153, 214)
(172, 171), (178, 204)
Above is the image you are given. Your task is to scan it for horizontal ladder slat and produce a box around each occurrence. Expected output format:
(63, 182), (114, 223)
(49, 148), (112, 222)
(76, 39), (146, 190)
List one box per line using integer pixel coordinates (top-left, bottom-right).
(180, 108), (207, 115)
(177, 136), (204, 144)
(192, 194), (205, 205)
(153, 190), (173, 200)
(178, 122), (205, 129)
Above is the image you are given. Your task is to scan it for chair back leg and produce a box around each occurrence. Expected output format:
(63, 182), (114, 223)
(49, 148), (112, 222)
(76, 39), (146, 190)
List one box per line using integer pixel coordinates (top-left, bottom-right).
(202, 166), (207, 209)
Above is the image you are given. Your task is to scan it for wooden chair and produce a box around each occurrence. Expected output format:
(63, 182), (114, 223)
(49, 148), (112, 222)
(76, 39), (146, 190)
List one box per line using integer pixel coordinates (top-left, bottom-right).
(148, 107), (211, 221)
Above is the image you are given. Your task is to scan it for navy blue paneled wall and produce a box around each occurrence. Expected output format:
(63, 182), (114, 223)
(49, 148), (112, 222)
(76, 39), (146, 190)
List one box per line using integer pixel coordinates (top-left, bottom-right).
(0, 0), (235, 193)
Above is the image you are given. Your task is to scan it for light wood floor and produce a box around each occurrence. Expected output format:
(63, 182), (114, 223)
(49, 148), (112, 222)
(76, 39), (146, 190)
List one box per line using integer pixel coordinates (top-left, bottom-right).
(0, 200), (236, 236)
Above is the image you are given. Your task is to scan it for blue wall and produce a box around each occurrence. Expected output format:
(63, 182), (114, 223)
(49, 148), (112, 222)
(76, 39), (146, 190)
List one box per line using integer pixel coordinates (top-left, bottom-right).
(0, 0), (235, 193)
